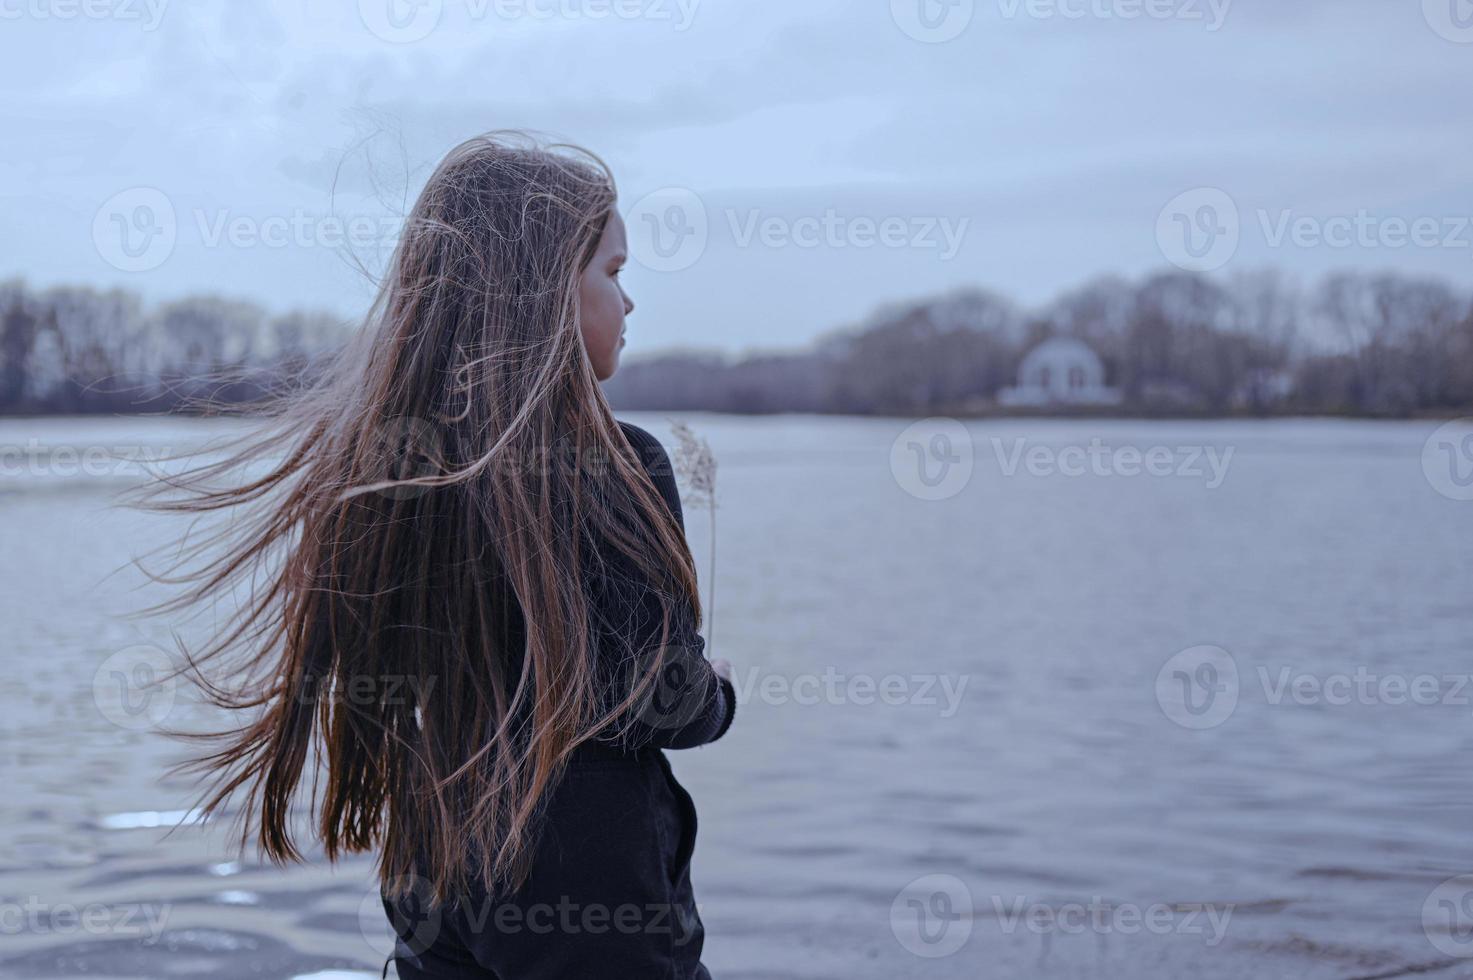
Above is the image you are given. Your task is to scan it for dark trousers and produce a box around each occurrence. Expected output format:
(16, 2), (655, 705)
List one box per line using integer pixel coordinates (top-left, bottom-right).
(381, 749), (712, 979)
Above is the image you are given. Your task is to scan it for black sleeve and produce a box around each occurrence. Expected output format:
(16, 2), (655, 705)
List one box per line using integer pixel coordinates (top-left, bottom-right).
(592, 421), (735, 751)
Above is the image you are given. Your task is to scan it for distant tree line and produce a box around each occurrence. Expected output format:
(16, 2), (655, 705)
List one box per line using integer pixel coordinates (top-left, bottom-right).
(0, 279), (346, 414)
(3, 269), (1471, 417)
(607, 269), (1473, 417)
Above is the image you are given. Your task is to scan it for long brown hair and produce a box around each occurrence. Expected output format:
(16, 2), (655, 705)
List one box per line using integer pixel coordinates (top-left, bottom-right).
(122, 130), (701, 903)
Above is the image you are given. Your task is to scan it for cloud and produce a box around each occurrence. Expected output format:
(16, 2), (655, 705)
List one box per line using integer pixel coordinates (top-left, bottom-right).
(0, 0), (1469, 350)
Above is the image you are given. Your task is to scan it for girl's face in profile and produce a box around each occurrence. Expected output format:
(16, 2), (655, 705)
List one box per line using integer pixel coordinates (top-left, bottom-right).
(578, 208), (635, 382)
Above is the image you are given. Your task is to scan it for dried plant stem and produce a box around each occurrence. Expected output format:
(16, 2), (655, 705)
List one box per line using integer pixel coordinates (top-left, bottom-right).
(705, 509), (716, 655)
(667, 418), (718, 657)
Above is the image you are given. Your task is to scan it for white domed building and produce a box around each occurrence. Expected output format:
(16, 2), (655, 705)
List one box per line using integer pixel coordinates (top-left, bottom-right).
(997, 337), (1122, 407)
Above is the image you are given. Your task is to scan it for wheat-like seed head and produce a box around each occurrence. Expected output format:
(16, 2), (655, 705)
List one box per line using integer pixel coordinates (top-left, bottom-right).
(667, 418), (719, 656)
(668, 419), (717, 508)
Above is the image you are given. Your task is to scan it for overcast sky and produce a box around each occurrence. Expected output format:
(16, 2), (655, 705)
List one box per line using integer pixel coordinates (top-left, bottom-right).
(2, 0), (1470, 355)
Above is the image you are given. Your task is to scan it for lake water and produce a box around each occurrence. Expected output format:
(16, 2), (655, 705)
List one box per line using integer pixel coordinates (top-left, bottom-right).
(3, 413), (1473, 979)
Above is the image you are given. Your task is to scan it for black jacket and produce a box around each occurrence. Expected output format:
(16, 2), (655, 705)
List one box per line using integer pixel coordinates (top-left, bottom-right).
(382, 420), (735, 980)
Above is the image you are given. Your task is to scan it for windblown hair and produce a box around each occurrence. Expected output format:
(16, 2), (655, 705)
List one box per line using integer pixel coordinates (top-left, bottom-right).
(122, 130), (701, 903)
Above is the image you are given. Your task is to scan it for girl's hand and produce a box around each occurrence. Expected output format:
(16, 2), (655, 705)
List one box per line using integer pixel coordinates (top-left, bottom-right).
(711, 658), (732, 682)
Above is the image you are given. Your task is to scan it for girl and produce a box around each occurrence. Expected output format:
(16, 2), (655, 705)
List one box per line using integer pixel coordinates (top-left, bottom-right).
(130, 131), (737, 979)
